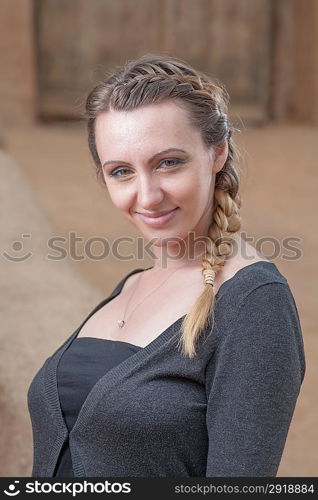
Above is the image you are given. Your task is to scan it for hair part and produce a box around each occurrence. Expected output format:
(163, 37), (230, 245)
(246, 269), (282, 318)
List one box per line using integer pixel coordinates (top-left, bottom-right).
(85, 53), (242, 358)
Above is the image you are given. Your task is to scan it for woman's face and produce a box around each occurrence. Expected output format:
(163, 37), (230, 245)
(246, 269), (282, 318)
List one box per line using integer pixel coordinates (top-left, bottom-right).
(95, 100), (227, 247)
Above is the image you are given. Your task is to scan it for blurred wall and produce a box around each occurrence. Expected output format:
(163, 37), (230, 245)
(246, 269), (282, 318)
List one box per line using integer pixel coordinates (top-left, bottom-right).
(271, 0), (318, 123)
(34, 0), (272, 124)
(1, 0), (318, 126)
(0, 0), (36, 125)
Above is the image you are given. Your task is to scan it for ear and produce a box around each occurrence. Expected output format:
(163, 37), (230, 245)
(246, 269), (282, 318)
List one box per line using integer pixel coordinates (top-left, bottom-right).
(212, 141), (228, 174)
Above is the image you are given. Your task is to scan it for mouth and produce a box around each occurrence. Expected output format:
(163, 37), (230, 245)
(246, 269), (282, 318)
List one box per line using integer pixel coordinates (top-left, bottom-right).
(136, 207), (179, 227)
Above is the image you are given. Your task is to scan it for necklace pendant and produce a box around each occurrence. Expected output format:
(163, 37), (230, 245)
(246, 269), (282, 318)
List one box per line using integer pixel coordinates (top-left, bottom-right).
(117, 319), (125, 329)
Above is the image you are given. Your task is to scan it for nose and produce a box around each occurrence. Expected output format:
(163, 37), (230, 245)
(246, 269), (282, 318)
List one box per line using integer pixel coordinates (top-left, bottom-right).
(136, 173), (164, 210)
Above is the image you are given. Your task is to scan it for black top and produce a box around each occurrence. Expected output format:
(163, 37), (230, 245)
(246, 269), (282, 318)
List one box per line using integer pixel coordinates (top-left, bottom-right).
(54, 338), (141, 477)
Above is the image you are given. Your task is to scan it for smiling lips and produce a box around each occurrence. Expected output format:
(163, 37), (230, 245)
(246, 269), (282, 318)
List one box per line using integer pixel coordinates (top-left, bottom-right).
(136, 208), (179, 226)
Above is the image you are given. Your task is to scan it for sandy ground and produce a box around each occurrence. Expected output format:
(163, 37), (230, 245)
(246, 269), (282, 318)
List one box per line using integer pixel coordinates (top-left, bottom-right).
(1, 121), (317, 476)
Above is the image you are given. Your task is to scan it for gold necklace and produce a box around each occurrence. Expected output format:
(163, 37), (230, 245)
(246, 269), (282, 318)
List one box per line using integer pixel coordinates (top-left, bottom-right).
(117, 264), (189, 329)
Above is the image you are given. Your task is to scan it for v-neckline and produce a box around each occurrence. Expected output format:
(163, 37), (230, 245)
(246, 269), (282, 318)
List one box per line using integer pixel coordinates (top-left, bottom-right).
(44, 267), (184, 443)
(44, 266), (189, 475)
(44, 260), (275, 476)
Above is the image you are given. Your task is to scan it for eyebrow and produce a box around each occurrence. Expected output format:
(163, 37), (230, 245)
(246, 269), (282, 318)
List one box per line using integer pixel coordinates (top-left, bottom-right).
(102, 148), (188, 169)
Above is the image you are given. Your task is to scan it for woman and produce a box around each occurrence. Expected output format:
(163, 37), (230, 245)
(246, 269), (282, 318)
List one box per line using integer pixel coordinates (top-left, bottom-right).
(27, 54), (305, 477)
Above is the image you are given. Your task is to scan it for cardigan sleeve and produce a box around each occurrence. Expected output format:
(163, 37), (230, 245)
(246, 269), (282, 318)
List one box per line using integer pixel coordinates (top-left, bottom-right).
(205, 282), (305, 477)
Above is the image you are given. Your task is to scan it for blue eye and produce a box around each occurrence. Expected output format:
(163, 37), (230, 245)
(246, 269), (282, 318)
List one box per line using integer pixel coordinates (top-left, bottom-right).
(109, 158), (183, 179)
(160, 158), (182, 168)
(109, 168), (131, 178)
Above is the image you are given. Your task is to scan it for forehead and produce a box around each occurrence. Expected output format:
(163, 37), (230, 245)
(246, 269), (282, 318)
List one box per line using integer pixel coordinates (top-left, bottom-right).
(94, 100), (205, 159)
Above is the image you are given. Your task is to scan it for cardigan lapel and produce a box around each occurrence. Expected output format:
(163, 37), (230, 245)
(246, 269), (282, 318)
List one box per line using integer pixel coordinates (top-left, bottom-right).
(43, 267), (184, 475)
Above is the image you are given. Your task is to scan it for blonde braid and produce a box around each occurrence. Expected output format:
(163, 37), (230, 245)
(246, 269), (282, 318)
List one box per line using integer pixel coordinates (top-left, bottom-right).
(177, 186), (242, 358)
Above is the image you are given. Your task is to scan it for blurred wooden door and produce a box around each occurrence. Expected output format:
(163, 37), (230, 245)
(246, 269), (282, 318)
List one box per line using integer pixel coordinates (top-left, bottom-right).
(35, 0), (273, 124)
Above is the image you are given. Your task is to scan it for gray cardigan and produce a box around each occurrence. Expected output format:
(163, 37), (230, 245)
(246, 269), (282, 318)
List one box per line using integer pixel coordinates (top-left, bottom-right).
(27, 261), (305, 477)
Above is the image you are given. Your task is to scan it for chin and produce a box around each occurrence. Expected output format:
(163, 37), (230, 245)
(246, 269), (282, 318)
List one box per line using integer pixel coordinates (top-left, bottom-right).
(149, 229), (189, 247)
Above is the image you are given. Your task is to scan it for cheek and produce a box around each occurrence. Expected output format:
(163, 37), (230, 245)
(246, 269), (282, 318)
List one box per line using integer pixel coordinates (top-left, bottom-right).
(164, 175), (198, 202)
(105, 185), (130, 212)
(176, 176), (210, 206)
(194, 169), (214, 198)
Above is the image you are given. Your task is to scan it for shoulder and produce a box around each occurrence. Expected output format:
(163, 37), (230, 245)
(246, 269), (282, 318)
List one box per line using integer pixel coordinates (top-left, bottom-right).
(217, 264), (304, 370)
(206, 269), (305, 386)
(215, 259), (289, 310)
(212, 260), (301, 344)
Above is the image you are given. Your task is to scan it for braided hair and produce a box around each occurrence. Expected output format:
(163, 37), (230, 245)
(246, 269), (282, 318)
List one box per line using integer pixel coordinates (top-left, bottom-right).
(85, 54), (242, 358)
